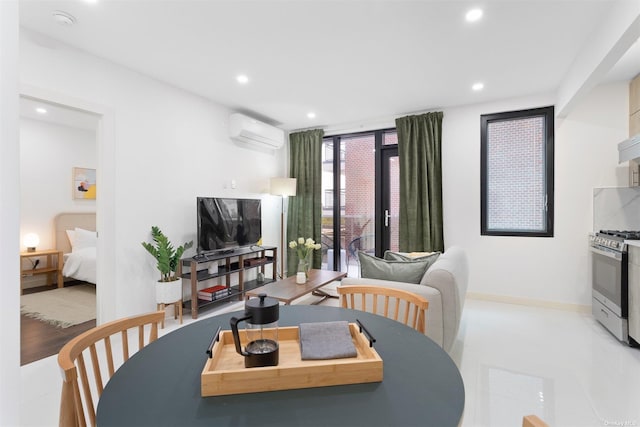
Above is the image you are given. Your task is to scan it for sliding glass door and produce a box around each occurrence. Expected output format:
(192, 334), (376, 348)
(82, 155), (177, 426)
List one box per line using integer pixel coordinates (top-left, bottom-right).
(379, 147), (399, 253)
(321, 129), (398, 277)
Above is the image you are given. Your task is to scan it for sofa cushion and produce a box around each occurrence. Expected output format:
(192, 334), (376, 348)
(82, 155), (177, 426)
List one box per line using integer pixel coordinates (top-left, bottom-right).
(339, 277), (444, 348)
(358, 251), (432, 284)
(383, 250), (440, 267)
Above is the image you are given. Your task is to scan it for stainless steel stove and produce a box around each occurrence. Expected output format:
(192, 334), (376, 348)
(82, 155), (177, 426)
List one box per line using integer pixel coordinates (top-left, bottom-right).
(590, 230), (640, 344)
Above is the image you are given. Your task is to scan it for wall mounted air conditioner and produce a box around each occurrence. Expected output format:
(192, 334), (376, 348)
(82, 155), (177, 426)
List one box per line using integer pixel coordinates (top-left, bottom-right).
(229, 113), (285, 150)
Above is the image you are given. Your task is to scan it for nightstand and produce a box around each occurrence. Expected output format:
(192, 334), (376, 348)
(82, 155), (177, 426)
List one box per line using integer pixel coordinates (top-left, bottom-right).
(20, 249), (64, 294)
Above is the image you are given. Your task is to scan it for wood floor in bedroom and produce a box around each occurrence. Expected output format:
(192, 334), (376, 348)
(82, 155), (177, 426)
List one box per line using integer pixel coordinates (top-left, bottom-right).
(20, 283), (96, 366)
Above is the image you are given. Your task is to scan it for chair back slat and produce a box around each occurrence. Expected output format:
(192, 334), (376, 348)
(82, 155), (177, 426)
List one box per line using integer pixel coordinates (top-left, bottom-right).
(71, 379), (86, 427)
(104, 337), (115, 378)
(88, 345), (103, 394)
(121, 330), (130, 362)
(337, 285), (429, 334)
(58, 311), (164, 427)
(76, 354), (95, 427)
(138, 324), (146, 349)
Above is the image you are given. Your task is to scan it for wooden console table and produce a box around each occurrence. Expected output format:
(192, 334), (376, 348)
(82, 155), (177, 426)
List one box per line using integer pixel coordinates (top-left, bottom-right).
(181, 246), (278, 319)
(20, 249), (63, 294)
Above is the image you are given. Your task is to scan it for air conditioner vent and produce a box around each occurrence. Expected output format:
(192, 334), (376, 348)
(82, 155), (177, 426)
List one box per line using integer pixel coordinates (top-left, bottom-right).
(229, 113), (284, 149)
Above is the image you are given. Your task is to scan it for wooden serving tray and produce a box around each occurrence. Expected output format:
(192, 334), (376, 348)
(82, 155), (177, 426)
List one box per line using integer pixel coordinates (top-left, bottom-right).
(201, 323), (383, 396)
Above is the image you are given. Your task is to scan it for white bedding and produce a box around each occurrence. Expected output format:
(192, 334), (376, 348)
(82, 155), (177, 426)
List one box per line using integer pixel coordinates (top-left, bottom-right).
(62, 247), (97, 284)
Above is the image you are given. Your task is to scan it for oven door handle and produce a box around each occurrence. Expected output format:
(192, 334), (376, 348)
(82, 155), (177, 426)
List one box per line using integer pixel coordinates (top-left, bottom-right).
(590, 246), (622, 261)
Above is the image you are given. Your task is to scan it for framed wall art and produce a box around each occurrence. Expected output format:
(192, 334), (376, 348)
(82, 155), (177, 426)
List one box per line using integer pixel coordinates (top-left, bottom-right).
(73, 167), (97, 200)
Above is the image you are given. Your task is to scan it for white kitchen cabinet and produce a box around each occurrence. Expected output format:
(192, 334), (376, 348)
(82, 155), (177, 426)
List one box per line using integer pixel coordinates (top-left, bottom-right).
(627, 245), (640, 344)
(631, 110), (640, 137)
(624, 74), (640, 186)
(630, 73), (640, 116)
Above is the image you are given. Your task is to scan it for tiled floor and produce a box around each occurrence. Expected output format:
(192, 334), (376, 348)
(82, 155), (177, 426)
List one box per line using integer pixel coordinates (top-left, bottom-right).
(19, 298), (640, 426)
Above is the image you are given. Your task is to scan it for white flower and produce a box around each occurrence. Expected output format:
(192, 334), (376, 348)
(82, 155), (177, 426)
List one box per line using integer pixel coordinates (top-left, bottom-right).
(290, 236), (321, 261)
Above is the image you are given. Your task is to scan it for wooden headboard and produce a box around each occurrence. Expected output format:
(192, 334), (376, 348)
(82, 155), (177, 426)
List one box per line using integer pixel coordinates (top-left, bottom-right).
(54, 212), (96, 254)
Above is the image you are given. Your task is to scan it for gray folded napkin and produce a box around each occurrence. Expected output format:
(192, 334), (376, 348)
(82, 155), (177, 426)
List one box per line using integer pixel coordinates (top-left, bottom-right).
(299, 321), (357, 360)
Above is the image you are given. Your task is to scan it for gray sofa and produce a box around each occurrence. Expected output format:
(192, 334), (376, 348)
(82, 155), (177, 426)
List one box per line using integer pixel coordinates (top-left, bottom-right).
(339, 246), (469, 352)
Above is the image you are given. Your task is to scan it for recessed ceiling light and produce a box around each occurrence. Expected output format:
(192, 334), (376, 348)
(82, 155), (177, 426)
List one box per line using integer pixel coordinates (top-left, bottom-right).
(472, 82), (484, 91)
(236, 75), (249, 84)
(465, 8), (483, 22)
(52, 10), (76, 26)
(307, 112), (316, 119)
(35, 107), (47, 114)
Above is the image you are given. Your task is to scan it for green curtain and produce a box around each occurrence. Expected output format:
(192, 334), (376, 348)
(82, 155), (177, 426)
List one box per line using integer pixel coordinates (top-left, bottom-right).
(396, 112), (444, 252)
(286, 129), (324, 276)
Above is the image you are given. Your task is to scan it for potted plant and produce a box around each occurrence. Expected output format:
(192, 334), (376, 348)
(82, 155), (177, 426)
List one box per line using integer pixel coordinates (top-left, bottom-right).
(142, 226), (193, 304)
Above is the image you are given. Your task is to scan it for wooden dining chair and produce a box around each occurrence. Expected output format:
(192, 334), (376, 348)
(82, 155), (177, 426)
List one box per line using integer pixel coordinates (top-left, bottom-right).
(522, 414), (549, 427)
(58, 311), (164, 427)
(337, 284), (429, 333)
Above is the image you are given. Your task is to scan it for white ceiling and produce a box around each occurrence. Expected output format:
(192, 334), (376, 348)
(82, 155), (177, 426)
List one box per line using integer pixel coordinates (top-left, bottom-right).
(18, 0), (640, 131)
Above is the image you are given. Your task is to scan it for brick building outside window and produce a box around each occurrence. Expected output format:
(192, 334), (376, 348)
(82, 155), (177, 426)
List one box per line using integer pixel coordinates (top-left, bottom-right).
(480, 106), (554, 237)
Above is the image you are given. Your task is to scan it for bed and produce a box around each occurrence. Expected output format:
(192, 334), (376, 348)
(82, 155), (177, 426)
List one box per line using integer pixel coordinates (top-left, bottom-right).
(54, 212), (97, 284)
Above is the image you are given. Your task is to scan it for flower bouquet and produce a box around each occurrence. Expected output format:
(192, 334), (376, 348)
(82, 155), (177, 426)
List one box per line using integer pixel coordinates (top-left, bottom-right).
(289, 237), (321, 281)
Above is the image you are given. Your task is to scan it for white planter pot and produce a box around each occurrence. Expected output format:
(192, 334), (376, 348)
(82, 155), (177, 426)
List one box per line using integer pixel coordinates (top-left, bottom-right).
(156, 279), (182, 304)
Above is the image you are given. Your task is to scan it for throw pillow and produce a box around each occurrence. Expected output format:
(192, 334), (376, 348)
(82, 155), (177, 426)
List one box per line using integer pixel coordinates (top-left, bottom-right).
(383, 250), (440, 270)
(73, 227), (97, 252)
(358, 251), (433, 284)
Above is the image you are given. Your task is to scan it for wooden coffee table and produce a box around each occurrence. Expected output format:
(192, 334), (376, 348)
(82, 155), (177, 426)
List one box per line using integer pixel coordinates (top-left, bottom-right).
(245, 269), (347, 305)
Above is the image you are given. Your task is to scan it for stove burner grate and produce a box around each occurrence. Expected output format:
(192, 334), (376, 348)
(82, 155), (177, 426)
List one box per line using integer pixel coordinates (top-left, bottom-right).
(599, 230), (640, 240)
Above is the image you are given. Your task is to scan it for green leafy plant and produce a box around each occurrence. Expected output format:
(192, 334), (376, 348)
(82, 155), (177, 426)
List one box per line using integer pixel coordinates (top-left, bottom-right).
(142, 226), (193, 282)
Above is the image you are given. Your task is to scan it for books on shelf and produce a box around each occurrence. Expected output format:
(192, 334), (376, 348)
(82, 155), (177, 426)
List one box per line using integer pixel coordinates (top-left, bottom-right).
(198, 285), (230, 301)
(244, 257), (267, 267)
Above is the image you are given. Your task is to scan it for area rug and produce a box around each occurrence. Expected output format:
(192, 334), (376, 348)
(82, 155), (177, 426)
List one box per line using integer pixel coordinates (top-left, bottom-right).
(20, 285), (96, 328)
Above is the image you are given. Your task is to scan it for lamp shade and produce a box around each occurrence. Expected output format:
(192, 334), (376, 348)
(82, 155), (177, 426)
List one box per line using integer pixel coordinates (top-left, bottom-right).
(23, 233), (40, 251)
(270, 177), (297, 197)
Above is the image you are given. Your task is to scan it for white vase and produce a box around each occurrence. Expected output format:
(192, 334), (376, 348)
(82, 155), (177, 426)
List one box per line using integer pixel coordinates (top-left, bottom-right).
(156, 279), (182, 304)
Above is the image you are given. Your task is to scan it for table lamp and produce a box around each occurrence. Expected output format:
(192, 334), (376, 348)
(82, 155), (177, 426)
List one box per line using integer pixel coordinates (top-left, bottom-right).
(23, 233), (40, 252)
(270, 177), (297, 278)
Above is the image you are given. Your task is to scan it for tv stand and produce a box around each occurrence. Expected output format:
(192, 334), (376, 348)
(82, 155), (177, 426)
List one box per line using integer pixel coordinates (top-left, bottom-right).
(180, 246), (277, 319)
(216, 249), (235, 255)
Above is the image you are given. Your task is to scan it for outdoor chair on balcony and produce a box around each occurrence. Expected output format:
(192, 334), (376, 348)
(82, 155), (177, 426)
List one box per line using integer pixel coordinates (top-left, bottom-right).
(346, 234), (375, 273)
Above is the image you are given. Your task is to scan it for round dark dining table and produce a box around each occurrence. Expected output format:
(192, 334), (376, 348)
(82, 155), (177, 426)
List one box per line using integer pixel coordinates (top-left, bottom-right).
(96, 305), (465, 426)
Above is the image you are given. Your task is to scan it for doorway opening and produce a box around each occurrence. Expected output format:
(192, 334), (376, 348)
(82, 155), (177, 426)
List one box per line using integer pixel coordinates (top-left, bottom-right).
(321, 129), (399, 277)
(19, 95), (101, 364)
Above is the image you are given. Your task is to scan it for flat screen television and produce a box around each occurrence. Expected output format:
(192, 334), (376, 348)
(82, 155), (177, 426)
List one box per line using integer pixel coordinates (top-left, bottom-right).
(197, 197), (262, 254)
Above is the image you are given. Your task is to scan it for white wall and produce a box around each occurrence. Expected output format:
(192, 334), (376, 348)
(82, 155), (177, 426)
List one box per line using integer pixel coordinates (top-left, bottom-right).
(442, 83), (629, 307)
(0, 2), (21, 425)
(20, 29), (285, 319)
(20, 119), (96, 247)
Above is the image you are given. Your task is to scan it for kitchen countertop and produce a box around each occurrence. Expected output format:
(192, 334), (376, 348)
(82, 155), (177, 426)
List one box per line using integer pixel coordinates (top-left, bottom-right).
(625, 240), (640, 248)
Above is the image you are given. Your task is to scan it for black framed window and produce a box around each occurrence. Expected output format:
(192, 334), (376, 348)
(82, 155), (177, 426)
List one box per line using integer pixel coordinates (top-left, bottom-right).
(481, 106), (554, 237)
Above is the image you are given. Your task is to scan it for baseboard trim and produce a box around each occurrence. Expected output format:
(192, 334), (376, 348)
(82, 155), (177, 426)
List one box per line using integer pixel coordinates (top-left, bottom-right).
(466, 292), (591, 314)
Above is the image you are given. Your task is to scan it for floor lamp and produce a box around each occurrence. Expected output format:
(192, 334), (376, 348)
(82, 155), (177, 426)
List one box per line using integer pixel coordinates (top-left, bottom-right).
(270, 177), (297, 279)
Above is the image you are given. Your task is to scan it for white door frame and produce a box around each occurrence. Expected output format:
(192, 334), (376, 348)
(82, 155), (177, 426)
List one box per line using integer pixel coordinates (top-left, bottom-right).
(20, 84), (117, 324)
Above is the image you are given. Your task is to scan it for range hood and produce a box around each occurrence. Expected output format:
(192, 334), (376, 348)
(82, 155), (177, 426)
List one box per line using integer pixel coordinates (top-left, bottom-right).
(618, 133), (640, 163)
